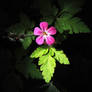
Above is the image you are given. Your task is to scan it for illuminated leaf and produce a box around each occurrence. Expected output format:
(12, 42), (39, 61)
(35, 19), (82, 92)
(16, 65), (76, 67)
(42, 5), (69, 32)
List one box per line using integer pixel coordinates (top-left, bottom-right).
(39, 55), (56, 83)
(31, 47), (48, 58)
(54, 50), (70, 64)
(48, 47), (56, 56)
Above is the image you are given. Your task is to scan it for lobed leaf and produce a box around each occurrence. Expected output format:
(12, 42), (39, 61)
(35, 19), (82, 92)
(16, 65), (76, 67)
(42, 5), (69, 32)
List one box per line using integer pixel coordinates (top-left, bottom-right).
(54, 50), (70, 64)
(20, 37), (32, 49)
(70, 17), (91, 33)
(16, 57), (42, 79)
(48, 47), (56, 56)
(55, 14), (91, 34)
(57, 0), (84, 15)
(39, 55), (56, 83)
(8, 14), (34, 35)
(31, 47), (48, 58)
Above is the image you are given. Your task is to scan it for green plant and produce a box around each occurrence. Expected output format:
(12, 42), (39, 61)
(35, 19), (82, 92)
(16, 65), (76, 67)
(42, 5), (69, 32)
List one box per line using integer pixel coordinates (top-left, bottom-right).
(7, 0), (91, 84)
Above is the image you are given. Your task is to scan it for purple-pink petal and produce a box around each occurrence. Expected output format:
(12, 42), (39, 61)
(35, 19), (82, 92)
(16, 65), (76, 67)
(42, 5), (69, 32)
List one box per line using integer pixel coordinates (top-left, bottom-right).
(36, 36), (44, 45)
(47, 26), (56, 35)
(46, 36), (55, 45)
(40, 22), (48, 30)
(34, 27), (43, 36)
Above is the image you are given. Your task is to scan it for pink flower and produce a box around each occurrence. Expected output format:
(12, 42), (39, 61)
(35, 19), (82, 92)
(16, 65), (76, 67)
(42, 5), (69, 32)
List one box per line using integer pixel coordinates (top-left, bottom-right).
(34, 22), (56, 45)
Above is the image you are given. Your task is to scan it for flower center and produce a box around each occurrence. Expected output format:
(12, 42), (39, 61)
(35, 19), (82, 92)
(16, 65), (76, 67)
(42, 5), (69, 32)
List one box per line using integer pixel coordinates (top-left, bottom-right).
(43, 32), (47, 36)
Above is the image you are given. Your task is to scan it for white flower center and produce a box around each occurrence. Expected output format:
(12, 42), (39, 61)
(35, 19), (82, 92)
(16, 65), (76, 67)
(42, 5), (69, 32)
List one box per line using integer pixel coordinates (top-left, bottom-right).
(43, 30), (50, 38)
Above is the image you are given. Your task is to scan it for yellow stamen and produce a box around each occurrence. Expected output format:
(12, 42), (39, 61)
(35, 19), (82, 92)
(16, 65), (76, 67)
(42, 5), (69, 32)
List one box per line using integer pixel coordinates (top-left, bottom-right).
(43, 32), (47, 35)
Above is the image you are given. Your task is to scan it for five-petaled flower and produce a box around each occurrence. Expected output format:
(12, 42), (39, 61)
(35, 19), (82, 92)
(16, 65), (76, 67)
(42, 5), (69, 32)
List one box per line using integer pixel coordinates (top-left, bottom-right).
(34, 22), (56, 45)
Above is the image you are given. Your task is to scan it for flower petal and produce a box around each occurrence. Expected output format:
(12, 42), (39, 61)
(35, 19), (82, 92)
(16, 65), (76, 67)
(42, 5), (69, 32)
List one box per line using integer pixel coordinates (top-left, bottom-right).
(34, 27), (42, 35)
(46, 36), (55, 45)
(36, 36), (44, 45)
(47, 26), (56, 35)
(40, 22), (48, 30)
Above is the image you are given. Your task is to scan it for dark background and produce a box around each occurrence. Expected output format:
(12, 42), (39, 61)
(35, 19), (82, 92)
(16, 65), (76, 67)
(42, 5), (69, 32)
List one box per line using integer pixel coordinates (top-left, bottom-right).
(0, 0), (91, 92)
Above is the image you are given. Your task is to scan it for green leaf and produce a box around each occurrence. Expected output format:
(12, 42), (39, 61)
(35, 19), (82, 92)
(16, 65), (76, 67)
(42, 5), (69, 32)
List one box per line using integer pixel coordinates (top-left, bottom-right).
(8, 23), (25, 35)
(70, 17), (91, 33)
(57, 0), (84, 15)
(8, 13), (35, 35)
(16, 57), (42, 79)
(31, 47), (48, 58)
(55, 15), (72, 34)
(54, 50), (70, 64)
(39, 55), (56, 83)
(38, 55), (48, 65)
(28, 63), (43, 79)
(55, 14), (91, 34)
(40, 17), (54, 25)
(39, 0), (57, 17)
(21, 37), (32, 49)
(32, 0), (58, 17)
(45, 82), (60, 92)
(55, 0), (90, 34)
(55, 17), (64, 34)
(48, 47), (56, 56)
(19, 13), (35, 31)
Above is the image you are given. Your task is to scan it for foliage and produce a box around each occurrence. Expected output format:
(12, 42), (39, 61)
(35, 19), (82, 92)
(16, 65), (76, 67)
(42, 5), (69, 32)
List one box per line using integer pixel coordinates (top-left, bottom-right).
(31, 47), (70, 83)
(45, 82), (60, 92)
(8, 14), (35, 49)
(39, 55), (56, 83)
(54, 50), (70, 64)
(40, 17), (54, 25)
(8, 14), (34, 35)
(7, 0), (91, 85)
(57, 0), (85, 15)
(32, 0), (58, 17)
(20, 31), (35, 49)
(55, 13), (91, 34)
(20, 37), (32, 49)
(16, 57), (43, 79)
(31, 46), (48, 58)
